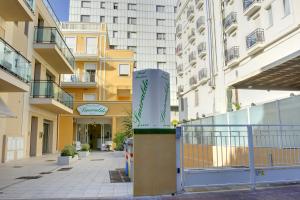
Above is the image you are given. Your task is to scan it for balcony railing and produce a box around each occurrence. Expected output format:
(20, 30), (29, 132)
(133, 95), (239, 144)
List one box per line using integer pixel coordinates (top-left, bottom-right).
(224, 12), (237, 30)
(246, 28), (265, 49)
(189, 52), (196, 63)
(187, 7), (194, 20)
(198, 43), (206, 57)
(176, 64), (184, 74)
(176, 25), (182, 37)
(62, 73), (97, 83)
(196, 16), (205, 32)
(243, 0), (262, 12)
(195, 0), (204, 8)
(198, 68), (208, 81)
(178, 85), (184, 93)
(225, 46), (239, 63)
(189, 75), (198, 86)
(188, 29), (196, 42)
(176, 44), (183, 56)
(30, 80), (73, 109)
(0, 38), (31, 83)
(34, 27), (75, 68)
(24, 0), (35, 13)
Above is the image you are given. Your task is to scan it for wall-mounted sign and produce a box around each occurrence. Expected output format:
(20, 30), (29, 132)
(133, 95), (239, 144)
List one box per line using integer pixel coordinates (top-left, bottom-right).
(77, 104), (108, 116)
(132, 69), (170, 129)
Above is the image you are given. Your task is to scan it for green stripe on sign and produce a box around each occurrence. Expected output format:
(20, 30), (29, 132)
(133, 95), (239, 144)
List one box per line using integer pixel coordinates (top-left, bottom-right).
(134, 129), (175, 135)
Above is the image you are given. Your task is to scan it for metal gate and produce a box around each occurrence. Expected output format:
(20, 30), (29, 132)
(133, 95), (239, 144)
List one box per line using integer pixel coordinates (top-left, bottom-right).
(177, 125), (300, 191)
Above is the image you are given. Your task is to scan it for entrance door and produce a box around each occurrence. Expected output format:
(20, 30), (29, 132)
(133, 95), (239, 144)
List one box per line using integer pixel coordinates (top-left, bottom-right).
(42, 122), (50, 154)
(30, 117), (38, 157)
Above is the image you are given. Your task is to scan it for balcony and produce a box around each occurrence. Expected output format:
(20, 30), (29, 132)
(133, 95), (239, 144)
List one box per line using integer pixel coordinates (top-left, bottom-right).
(0, 38), (31, 92)
(225, 46), (240, 67)
(196, 16), (205, 33)
(189, 52), (197, 66)
(74, 51), (99, 61)
(198, 68), (208, 85)
(177, 85), (184, 96)
(246, 28), (265, 55)
(33, 27), (75, 74)
(176, 64), (184, 76)
(188, 29), (196, 44)
(224, 12), (237, 34)
(176, 44), (183, 56)
(30, 81), (73, 114)
(243, 0), (263, 17)
(198, 43), (206, 58)
(176, 25), (182, 38)
(195, 0), (204, 9)
(0, 0), (35, 21)
(187, 7), (195, 21)
(61, 73), (98, 88)
(189, 75), (198, 89)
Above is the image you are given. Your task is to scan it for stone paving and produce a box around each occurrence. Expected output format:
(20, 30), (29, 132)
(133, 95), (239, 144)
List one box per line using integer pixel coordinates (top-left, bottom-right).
(0, 151), (132, 199)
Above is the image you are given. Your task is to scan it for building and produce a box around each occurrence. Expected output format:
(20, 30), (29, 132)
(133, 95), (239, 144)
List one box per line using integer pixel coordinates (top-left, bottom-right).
(58, 22), (134, 150)
(68, 0), (179, 121)
(0, 0), (75, 162)
(176, 0), (300, 122)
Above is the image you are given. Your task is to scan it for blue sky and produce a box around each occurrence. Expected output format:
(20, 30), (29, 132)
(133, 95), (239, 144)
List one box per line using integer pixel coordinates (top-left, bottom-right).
(48, 0), (70, 21)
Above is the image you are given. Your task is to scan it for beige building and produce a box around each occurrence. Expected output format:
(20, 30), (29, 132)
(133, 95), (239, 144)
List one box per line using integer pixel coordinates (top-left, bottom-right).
(176, 0), (300, 122)
(0, 0), (75, 162)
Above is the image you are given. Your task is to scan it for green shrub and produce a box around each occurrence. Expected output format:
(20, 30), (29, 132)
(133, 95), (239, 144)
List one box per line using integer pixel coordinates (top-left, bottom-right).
(61, 145), (77, 157)
(113, 132), (127, 151)
(81, 144), (90, 151)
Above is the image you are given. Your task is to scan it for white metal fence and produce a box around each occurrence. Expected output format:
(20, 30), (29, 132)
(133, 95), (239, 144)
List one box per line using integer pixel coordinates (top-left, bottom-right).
(179, 125), (300, 190)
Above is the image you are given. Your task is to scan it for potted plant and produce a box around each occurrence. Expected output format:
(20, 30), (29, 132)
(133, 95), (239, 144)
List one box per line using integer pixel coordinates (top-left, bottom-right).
(57, 145), (78, 165)
(78, 144), (90, 158)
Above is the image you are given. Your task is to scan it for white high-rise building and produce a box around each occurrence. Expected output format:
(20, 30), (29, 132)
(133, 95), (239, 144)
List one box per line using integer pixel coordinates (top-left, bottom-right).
(68, 0), (179, 120)
(176, 0), (300, 122)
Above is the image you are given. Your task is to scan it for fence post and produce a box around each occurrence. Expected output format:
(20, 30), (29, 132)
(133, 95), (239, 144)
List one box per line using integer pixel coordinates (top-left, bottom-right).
(176, 126), (183, 193)
(247, 125), (256, 190)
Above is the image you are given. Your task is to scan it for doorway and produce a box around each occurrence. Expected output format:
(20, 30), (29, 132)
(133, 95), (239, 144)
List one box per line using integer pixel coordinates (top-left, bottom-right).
(42, 121), (51, 154)
(30, 116), (38, 157)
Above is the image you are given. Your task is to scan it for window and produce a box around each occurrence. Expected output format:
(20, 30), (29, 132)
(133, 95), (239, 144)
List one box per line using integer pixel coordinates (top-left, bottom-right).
(157, 47), (166, 55)
(128, 3), (137, 10)
(266, 6), (273, 27)
(156, 19), (165, 26)
(127, 32), (137, 39)
(128, 17), (137, 25)
(128, 46), (137, 52)
(157, 33), (166, 40)
(86, 37), (98, 54)
(113, 2), (118, 9)
(84, 63), (96, 82)
(83, 93), (96, 101)
(157, 62), (166, 69)
(100, 16), (105, 23)
(113, 31), (118, 38)
(113, 16), (118, 24)
(156, 5), (165, 12)
(80, 15), (90, 22)
(119, 64), (130, 76)
(100, 2), (105, 8)
(195, 90), (199, 106)
(24, 21), (29, 36)
(81, 1), (91, 8)
(65, 37), (77, 53)
(283, 0), (291, 16)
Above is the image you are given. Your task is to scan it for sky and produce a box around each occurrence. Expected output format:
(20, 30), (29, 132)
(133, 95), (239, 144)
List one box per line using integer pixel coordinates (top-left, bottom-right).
(48, 0), (70, 21)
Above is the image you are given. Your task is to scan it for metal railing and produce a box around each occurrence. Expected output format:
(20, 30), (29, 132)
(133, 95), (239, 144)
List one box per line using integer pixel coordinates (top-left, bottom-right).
(0, 38), (31, 83)
(189, 76), (198, 86)
(30, 80), (73, 109)
(176, 44), (182, 55)
(224, 12), (237, 30)
(243, 0), (263, 12)
(61, 22), (101, 31)
(189, 52), (196, 63)
(196, 16), (205, 29)
(246, 28), (265, 49)
(34, 27), (75, 68)
(176, 25), (182, 36)
(24, 0), (35, 13)
(62, 73), (97, 83)
(176, 64), (184, 74)
(225, 46), (239, 63)
(178, 85), (184, 93)
(187, 7), (194, 19)
(197, 43), (206, 55)
(188, 30), (196, 41)
(198, 68), (208, 81)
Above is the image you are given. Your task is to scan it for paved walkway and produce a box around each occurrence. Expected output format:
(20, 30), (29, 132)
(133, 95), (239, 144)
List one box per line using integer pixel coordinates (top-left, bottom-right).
(0, 151), (132, 199)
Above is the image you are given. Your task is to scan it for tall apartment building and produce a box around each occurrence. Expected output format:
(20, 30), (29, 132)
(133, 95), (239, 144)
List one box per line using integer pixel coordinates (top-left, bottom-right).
(0, 0), (75, 162)
(176, 0), (300, 122)
(68, 0), (179, 120)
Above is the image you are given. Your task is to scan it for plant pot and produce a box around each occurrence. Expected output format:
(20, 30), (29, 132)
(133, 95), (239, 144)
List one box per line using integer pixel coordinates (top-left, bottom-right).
(78, 151), (90, 158)
(57, 155), (78, 165)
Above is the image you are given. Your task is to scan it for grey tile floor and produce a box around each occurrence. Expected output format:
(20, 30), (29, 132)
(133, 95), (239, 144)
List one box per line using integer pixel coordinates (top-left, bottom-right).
(0, 151), (132, 199)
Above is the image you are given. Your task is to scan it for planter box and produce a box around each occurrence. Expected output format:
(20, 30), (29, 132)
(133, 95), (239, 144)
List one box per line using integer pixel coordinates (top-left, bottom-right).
(57, 155), (78, 165)
(78, 151), (90, 158)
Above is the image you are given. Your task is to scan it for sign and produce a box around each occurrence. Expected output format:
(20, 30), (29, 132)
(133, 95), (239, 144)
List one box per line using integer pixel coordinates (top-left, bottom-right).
(133, 69), (170, 129)
(77, 104), (108, 116)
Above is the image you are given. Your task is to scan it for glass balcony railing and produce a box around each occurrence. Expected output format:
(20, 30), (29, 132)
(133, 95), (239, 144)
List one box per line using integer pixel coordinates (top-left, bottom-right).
(24, 0), (35, 13)
(30, 80), (73, 109)
(34, 26), (75, 68)
(0, 38), (31, 83)
(62, 73), (97, 84)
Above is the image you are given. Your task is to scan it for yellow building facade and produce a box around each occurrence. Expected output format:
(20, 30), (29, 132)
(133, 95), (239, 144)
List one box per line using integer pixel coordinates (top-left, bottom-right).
(58, 23), (134, 150)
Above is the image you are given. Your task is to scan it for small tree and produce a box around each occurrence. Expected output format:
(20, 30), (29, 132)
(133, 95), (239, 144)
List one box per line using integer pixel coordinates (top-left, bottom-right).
(113, 132), (127, 151)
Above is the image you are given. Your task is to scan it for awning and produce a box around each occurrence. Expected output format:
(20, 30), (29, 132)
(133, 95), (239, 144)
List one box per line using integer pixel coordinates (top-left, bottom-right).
(0, 98), (16, 118)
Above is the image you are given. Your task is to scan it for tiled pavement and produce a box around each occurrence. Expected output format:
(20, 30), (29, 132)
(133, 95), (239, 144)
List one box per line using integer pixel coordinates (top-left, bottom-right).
(0, 151), (132, 199)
